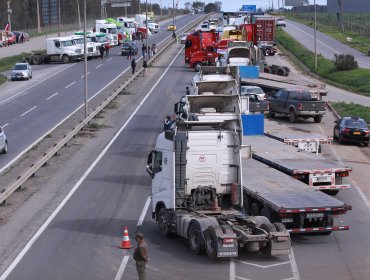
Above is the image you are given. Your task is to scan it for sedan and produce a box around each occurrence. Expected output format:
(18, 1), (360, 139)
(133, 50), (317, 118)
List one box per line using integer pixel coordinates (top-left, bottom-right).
(11, 62), (32, 81)
(0, 126), (8, 154)
(276, 18), (286, 27)
(333, 116), (369, 146)
(121, 41), (138, 56)
(167, 24), (177, 31)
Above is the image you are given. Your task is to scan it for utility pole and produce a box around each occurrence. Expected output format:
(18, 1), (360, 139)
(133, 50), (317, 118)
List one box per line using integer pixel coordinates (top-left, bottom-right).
(314, 0), (317, 69)
(7, 1), (12, 32)
(83, 0), (88, 118)
(36, 0), (41, 33)
(146, 0), (148, 60)
(338, 0), (344, 31)
(139, 0), (141, 14)
(58, 0), (61, 37)
(77, 0), (82, 30)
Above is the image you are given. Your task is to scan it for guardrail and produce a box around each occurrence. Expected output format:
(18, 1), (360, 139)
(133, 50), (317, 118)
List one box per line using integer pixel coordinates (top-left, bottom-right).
(0, 14), (210, 206)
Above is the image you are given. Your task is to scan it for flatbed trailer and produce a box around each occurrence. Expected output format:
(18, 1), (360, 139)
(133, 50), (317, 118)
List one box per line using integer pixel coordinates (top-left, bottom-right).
(264, 119), (333, 153)
(242, 157), (351, 234)
(244, 135), (352, 194)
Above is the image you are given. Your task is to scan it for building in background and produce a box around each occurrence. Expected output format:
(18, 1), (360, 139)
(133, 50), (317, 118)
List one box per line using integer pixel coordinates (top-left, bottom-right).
(41, 0), (58, 26)
(327, 0), (370, 13)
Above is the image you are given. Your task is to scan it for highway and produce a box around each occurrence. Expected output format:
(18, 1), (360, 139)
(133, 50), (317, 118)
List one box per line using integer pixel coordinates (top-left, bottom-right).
(0, 14), (370, 280)
(0, 14), (203, 173)
(283, 19), (370, 69)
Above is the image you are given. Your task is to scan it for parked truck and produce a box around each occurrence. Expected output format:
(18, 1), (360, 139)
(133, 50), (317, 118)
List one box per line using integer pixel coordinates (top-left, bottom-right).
(246, 135), (352, 195)
(146, 113), (291, 259)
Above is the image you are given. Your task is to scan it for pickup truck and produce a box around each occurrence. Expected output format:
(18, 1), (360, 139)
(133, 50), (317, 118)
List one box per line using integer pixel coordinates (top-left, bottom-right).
(267, 88), (326, 123)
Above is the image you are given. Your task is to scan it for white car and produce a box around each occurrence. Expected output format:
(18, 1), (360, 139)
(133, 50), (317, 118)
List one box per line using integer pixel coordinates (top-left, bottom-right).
(180, 33), (190, 44)
(276, 18), (286, 27)
(0, 126), (8, 154)
(11, 62), (32, 81)
(240, 86), (266, 100)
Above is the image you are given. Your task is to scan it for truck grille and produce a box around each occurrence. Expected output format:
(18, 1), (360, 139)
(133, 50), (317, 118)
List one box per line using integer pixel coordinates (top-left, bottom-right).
(88, 47), (94, 53)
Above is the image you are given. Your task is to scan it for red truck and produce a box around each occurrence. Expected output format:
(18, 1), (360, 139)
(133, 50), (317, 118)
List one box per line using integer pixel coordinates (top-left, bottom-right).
(184, 30), (218, 63)
(189, 45), (219, 70)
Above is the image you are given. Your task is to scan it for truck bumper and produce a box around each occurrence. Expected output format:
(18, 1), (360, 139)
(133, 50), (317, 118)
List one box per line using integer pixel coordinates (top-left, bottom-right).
(297, 111), (325, 116)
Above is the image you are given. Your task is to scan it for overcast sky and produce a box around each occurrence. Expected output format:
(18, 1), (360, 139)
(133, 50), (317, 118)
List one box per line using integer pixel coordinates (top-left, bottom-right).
(150, 0), (327, 11)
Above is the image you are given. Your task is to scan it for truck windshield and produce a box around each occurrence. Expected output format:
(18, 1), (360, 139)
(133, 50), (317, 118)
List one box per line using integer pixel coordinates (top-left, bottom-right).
(60, 40), (74, 47)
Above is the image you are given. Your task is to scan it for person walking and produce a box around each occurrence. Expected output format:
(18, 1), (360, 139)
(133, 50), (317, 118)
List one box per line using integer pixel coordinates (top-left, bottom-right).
(99, 44), (105, 59)
(164, 115), (172, 130)
(133, 233), (149, 280)
(151, 43), (157, 56)
(142, 44), (146, 58)
(127, 46), (132, 60)
(143, 59), (148, 76)
(20, 33), (24, 43)
(105, 43), (110, 57)
(131, 57), (136, 74)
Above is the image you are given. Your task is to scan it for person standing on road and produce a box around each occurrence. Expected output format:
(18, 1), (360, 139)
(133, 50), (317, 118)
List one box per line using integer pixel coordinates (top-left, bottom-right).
(142, 44), (146, 58)
(105, 43), (110, 57)
(127, 46), (132, 60)
(143, 59), (148, 76)
(99, 44), (105, 59)
(131, 57), (136, 74)
(151, 43), (157, 56)
(133, 233), (149, 280)
(164, 115), (172, 130)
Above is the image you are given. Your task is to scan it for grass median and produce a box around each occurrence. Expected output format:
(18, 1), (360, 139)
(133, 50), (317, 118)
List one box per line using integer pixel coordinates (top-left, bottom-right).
(330, 102), (370, 123)
(276, 28), (370, 97)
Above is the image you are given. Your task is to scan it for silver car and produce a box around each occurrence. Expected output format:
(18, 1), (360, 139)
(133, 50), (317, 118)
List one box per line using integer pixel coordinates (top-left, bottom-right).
(0, 126), (8, 154)
(11, 62), (32, 81)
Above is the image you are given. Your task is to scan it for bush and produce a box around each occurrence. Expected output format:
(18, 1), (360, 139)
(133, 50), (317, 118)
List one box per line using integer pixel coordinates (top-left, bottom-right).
(333, 54), (358, 71)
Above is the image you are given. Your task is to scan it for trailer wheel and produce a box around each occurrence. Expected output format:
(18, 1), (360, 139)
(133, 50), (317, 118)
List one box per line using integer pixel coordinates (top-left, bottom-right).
(250, 202), (261, 216)
(260, 223), (277, 257)
(188, 222), (203, 255)
(283, 66), (290, 76)
(158, 208), (170, 237)
(314, 115), (322, 123)
(204, 226), (219, 259)
(289, 109), (297, 123)
(277, 67), (286, 76)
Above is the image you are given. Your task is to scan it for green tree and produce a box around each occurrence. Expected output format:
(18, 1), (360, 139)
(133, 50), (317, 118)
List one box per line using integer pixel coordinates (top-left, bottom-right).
(204, 3), (218, 13)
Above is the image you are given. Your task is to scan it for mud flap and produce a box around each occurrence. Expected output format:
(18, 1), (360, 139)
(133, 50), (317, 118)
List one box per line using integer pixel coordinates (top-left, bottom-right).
(270, 232), (291, 256)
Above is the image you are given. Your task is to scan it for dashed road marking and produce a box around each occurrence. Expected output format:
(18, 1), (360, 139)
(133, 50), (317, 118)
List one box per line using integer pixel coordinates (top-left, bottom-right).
(46, 92), (59, 100)
(20, 106), (37, 117)
(65, 81), (76, 88)
(96, 64), (103, 69)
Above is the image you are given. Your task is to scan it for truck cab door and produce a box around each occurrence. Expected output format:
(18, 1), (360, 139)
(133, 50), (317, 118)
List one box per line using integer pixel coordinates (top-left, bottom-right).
(278, 90), (288, 113)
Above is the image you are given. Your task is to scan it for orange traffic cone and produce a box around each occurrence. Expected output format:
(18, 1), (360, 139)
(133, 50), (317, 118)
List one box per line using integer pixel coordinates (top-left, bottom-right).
(121, 227), (132, 249)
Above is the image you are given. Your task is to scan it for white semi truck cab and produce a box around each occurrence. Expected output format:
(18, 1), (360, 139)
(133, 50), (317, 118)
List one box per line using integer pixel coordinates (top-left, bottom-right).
(46, 37), (83, 63)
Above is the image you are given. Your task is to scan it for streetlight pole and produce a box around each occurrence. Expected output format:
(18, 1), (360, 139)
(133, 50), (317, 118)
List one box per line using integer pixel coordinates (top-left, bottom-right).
(172, 0), (174, 27)
(36, 0), (41, 33)
(58, 0), (61, 37)
(7, 1), (12, 31)
(83, 0), (88, 118)
(146, 0), (148, 59)
(314, 0), (317, 69)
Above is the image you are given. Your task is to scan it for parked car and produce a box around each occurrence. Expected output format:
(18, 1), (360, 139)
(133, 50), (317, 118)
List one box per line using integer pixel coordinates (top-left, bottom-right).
(121, 41), (138, 56)
(13, 31), (29, 42)
(276, 18), (286, 27)
(240, 86), (266, 100)
(180, 33), (190, 44)
(6, 32), (16, 45)
(167, 24), (176, 31)
(333, 116), (369, 146)
(0, 126), (8, 154)
(11, 62), (32, 81)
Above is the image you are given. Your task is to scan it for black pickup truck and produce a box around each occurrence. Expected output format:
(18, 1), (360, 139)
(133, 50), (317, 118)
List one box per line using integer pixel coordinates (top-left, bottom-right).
(267, 88), (326, 123)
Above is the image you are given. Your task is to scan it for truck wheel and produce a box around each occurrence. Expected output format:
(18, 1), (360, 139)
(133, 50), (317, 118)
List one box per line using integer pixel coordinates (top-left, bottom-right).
(62, 55), (70, 64)
(260, 223), (276, 257)
(188, 222), (203, 254)
(25, 56), (32, 64)
(204, 226), (219, 259)
(264, 66), (272, 74)
(267, 108), (275, 118)
(314, 115), (322, 123)
(283, 66), (290, 76)
(250, 202), (261, 216)
(1, 141), (8, 154)
(277, 67), (286, 76)
(32, 56), (40, 65)
(43, 56), (51, 64)
(289, 110), (297, 123)
(273, 222), (287, 232)
(194, 62), (202, 72)
(158, 208), (170, 237)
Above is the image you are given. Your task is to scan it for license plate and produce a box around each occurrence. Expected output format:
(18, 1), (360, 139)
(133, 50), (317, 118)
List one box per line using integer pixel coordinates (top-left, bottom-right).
(223, 243), (234, 248)
(353, 132), (361, 135)
(313, 176), (331, 183)
(306, 213), (324, 219)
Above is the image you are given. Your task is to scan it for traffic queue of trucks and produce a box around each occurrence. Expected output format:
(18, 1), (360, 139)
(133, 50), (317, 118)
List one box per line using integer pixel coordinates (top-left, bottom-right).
(146, 65), (353, 259)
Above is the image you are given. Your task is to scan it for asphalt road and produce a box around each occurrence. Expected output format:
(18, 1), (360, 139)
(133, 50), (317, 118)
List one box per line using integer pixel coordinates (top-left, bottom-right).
(0, 14), (203, 173)
(283, 19), (370, 69)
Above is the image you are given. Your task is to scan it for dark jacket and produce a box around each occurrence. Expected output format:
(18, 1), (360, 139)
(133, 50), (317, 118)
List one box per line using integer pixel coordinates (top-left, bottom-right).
(131, 58), (136, 68)
(143, 60), (148, 68)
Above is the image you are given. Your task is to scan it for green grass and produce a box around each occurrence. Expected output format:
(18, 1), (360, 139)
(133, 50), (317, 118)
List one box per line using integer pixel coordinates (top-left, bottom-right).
(276, 28), (370, 96)
(330, 102), (370, 123)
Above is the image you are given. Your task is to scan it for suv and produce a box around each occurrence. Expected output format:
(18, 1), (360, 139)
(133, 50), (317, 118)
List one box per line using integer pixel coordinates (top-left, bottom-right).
(333, 116), (369, 146)
(121, 41), (138, 56)
(11, 62), (32, 81)
(276, 18), (286, 27)
(0, 126), (8, 154)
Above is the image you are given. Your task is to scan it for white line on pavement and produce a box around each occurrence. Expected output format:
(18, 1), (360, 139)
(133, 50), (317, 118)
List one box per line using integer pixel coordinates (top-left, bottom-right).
(239, 260), (291, 269)
(0, 44), (186, 280)
(114, 256), (129, 280)
(20, 106), (37, 117)
(289, 249), (301, 280)
(46, 92), (59, 100)
(96, 64), (103, 69)
(2, 123), (9, 128)
(81, 72), (90, 79)
(137, 197), (151, 227)
(65, 81), (76, 88)
(229, 258), (236, 280)
(0, 64), (75, 106)
(107, 58), (112, 61)
(234, 276), (251, 280)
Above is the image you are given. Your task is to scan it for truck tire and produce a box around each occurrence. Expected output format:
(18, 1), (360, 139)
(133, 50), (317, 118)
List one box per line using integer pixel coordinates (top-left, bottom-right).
(250, 202), (261, 216)
(283, 66), (290, 76)
(260, 223), (277, 257)
(62, 55), (70, 64)
(273, 222), (287, 232)
(314, 115), (322, 123)
(277, 67), (286, 76)
(32, 56), (40, 65)
(194, 62), (202, 72)
(158, 208), (171, 237)
(324, 189), (339, 196)
(289, 109), (297, 123)
(43, 55), (51, 64)
(204, 226), (220, 259)
(188, 222), (203, 255)
(264, 66), (272, 74)
(267, 108), (275, 118)
(1, 141), (8, 154)
(25, 56), (32, 64)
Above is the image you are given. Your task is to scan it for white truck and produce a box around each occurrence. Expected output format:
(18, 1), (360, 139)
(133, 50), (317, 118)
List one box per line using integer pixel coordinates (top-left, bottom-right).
(135, 14), (160, 33)
(71, 33), (100, 58)
(95, 20), (119, 46)
(225, 41), (257, 67)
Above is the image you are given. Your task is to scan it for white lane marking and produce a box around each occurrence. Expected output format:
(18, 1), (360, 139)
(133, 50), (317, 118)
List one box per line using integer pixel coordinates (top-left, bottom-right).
(137, 197), (151, 227)
(230, 258), (236, 280)
(288, 24), (340, 54)
(318, 126), (370, 211)
(2, 123), (9, 128)
(0, 64), (75, 106)
(239, 260), (291, 269)
(289, 249), (301, 280)
(0, 45), (185, 280)
(114, 255), (129, 280)
(235, 276), (251, 280)
(65, 81), (76, 89)
(20, 106), (37, 117)
(81, 72), (90, 78)
(107, 58), (112, 62)
(96, 64), (103, 69)
(46, 92), (59, 100)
